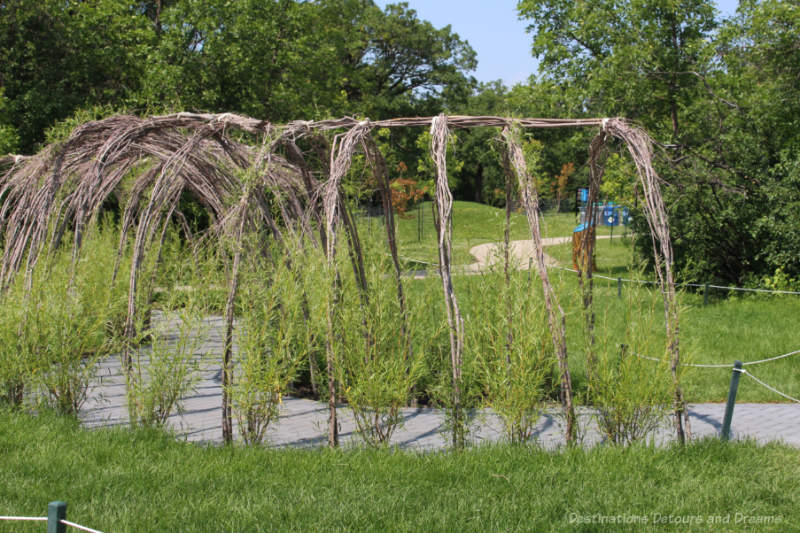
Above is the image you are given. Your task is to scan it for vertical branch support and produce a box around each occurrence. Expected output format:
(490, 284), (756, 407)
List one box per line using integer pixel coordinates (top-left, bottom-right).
(430, 114), (467, 448)
(602, 118), (690, 444)
(501, 124), (576, 444)
(323, 120), (374, 447)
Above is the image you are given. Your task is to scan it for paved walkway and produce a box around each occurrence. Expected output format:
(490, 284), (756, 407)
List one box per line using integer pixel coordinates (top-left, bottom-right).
(80, 314), (800, 450)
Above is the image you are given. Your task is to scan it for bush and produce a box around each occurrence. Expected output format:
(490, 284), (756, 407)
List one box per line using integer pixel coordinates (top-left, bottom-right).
(0, 227), (122, 414)
(469, 270), (554, 444)
(589, 289), (674, 445)
(334, 248), (424, 447)
(232, 245), (311, 445)
(126, 306), (207, 428)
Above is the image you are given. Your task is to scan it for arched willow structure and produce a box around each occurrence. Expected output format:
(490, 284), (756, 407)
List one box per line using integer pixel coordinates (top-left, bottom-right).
(0, 113), (689, 446)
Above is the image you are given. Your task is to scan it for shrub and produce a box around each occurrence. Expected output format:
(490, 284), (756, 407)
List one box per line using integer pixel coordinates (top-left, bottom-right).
(125, 306), (207, 428)
(589, 290), (674, 445)
(468, 267), (554, 444)
(334, 242), (424, 447)
(0, 227), (122, 414)
(231, 246), (311, 445)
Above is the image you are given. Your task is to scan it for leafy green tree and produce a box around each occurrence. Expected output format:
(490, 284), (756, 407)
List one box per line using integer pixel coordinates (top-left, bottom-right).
(0, 0), (153, 151)
(517, 0), (717, 142)
(135, 0), (477, 121)
(0, 88), (20, 154)
(518, 0), (800, 284)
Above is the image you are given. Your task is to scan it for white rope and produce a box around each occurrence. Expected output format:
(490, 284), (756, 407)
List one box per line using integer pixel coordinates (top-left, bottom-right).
(633, 345), (800, 369)
(740, 370), (800, 404)
(631, 353), (731, 368)
(547, 264), (800, 294)
(61, 519), (104, 533)
(707, 284), (800, 295)
(743, 348), (800, 366)
(0, 516), (47, 522)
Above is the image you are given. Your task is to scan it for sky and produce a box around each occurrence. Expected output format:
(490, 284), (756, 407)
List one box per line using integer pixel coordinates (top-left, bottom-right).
(374, 0), (741, 87)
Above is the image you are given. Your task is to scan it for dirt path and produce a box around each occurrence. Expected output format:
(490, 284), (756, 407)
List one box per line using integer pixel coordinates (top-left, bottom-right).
(467, 235), (612, 272)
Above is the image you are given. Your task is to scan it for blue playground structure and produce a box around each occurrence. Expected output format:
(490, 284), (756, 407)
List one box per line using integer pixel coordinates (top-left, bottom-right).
(575, 188), (631, 229)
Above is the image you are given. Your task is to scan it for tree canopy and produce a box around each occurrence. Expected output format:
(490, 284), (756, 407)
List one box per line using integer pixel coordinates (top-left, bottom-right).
(2, 0), (799, 284)
(0, 0), (477, 152)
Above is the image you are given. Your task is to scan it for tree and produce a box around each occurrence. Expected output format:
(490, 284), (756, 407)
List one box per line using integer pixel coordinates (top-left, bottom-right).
(517, 0), (717, 143)
(517, 0), (800, 284)
(0, 0), (153, 152)
(135, 0), (477, 122)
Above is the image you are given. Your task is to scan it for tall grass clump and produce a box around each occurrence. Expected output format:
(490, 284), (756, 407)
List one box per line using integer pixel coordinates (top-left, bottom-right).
(125, 307), (207, 428)
(0, 225), (124, 414)
(333, 242), (424, 447)
(124, 243), (209, 429)
(0, 276), (36, 406)
(468, 268), (554, 444)
(231, 240), (311, 445)
(589, 286), (675, 445)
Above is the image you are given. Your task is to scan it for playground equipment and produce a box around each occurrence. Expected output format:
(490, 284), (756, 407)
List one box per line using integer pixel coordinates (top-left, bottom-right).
(572, 189), (633, 271)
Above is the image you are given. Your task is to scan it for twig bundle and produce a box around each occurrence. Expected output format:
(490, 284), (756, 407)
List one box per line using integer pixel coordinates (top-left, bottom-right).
(501, 124), (576, 443)
(430, 114), (467, 447)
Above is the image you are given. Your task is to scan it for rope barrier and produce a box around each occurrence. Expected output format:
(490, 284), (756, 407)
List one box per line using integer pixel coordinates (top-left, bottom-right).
(1, 505), (103, 532)
(0, 516), (103, 532)
(740, 369), (800, 404)
(705, 284), (800, 296)
(546, 263), (800, 295)
(61, 519), (105, 533)
(632, 347), (800, 369)
(742, 348), (800, 366)
(631, 353), (732, 368)
(398, 252), (797, 295)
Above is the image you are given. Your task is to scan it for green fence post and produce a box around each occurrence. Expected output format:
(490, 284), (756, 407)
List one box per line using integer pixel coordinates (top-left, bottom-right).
(721, 361), (744, 441)
(48, 501), (66, 533)
(617, 277), (622, 298)
(703, 283), (709, 306)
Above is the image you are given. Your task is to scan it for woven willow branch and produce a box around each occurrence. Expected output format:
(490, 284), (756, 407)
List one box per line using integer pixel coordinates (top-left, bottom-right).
(0, 112), (684, 445)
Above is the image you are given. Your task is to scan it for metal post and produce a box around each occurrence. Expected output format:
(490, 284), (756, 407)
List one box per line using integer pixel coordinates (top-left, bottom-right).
(721, 361), (744, 441)
(48, 501), (66, 533)
(617, 277), (622, 298)
(704, 283), (709, 306)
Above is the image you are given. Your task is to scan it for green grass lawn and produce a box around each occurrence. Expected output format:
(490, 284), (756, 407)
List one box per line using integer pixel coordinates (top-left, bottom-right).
(371, 201), (610, 267)
(1, 409), (797, 532)
(546, 233), (639, 276)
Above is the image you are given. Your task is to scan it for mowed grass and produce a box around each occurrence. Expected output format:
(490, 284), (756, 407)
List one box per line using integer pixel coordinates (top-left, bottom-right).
(546, 233), (638, 276)
(372, 201), (609, 266)
(1, 409), (798, 533)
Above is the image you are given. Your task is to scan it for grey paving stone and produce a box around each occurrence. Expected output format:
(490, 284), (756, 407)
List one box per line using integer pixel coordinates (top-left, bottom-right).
(78, 313), (800, 450)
